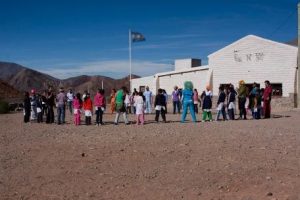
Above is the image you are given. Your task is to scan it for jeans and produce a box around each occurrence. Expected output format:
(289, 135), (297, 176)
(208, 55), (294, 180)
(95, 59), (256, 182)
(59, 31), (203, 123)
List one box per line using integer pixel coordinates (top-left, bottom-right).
(181, 101), (196, 122)
(24, 109), (30, 123)
(216, 105), (227, 121)
(194, 103), (198, 114)
(145, 100), (151, 114)
(46, 106), (54, 123)
(67, 101), (73, 115)
(57, 104), (65, 124)
(96, 108), (104, 125)
(228, 109), (235, 120)
(254, 107), (261, 119)
(173, 101), (180, 114)
(238, 97), (247, 119)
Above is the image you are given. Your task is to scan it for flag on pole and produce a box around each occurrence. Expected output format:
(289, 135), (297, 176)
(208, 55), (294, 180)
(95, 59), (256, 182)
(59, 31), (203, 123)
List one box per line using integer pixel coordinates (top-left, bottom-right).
(131, 31), (145, 42)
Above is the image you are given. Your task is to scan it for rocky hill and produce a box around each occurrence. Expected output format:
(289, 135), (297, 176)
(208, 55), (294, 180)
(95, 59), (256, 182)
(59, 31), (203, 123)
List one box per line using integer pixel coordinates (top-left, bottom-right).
(0, 61), (140, 98)
(0, 80), (23, 102)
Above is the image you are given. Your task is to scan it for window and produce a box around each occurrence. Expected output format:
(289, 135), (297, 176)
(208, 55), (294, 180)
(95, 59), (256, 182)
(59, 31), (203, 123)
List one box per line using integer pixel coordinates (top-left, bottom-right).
(270, 83), (282, 96)
(139, 86), (146, 92)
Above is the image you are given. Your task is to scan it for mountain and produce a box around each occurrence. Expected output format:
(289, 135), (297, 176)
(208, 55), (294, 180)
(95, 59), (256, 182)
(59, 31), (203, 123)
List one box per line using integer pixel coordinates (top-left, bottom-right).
(0, 80), (22, 101)
(0, 61), (140, 98)
(0, 61), (60, 92)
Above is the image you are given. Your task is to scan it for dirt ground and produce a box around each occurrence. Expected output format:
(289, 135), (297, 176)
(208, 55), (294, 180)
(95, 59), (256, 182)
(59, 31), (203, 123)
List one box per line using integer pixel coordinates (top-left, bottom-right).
(1, 110), (300, 200)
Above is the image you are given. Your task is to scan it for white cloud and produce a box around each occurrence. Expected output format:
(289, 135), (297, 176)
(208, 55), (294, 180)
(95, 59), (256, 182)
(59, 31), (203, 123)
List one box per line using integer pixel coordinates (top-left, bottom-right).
(40, 60), (172, 79)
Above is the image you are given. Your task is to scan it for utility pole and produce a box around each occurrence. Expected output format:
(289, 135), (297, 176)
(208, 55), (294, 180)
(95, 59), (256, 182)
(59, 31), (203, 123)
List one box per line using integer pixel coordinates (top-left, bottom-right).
(297, 3), (300, 107)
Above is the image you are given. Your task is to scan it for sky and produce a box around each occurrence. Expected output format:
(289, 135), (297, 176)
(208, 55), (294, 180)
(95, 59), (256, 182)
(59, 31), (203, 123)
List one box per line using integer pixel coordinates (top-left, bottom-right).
(0, 0), (298, 79)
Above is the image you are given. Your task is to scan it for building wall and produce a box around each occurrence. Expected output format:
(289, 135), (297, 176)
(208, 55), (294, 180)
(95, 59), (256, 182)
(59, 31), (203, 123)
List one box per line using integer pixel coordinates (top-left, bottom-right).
(209, 35), (298, 97)
(158, 69), (209, 95)
(131, 76), (157, 94)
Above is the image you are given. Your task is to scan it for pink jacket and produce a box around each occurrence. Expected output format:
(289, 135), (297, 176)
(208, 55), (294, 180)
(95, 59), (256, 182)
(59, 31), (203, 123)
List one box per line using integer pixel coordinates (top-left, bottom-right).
(73, 98), (82, 109)
(94, 93), (106, 107)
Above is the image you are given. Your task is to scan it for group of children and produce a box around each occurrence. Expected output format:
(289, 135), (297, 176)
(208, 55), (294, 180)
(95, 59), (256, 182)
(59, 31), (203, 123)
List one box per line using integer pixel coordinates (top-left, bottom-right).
(23, 80), (272, 126)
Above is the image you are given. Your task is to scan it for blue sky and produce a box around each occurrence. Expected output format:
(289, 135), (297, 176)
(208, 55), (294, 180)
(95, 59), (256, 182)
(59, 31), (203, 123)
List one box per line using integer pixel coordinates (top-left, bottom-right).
(0, 0), (298, 79)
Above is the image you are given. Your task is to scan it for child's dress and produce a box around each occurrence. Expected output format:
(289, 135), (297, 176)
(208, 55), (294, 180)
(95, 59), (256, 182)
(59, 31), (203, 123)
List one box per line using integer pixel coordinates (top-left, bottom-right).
(83, 97), (93, 125)
(135, 96), (144, 124)
(73, 99), (82, 125)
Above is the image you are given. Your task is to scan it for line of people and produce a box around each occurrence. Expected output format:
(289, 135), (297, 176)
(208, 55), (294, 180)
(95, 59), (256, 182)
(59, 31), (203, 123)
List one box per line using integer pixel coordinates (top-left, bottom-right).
(23, 80), (273, 126)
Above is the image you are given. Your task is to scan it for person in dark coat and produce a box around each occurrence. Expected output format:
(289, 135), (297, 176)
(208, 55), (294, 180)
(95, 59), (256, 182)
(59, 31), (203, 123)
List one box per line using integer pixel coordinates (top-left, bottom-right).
(154, 88), (166, 122)
(227, 86), (237, 120)
(46, 90), (55, 123)
(216, 85), (227, 121)
(23, 92), (31, 123)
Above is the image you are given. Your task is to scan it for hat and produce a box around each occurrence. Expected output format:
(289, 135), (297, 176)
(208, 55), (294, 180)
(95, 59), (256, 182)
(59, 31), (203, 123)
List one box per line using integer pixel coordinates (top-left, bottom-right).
(31, 89), (36, 94)
(239, 80), (245, 85)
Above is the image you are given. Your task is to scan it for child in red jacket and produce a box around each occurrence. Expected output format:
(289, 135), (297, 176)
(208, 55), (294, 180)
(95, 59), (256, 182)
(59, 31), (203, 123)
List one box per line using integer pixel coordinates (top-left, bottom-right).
(83, 93), (93, 125)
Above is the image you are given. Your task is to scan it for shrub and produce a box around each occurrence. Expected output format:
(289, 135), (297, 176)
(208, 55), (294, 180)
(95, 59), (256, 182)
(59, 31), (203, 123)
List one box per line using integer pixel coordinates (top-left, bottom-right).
(0, 100), (9, 114)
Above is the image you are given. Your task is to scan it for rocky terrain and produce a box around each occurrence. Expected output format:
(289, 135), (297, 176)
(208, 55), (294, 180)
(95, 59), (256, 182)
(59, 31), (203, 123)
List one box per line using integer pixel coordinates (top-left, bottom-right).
(1, 110), (300, 200)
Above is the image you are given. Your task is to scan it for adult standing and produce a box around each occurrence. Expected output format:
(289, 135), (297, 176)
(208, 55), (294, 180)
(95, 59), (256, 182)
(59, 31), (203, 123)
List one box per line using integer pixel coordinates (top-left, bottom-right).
(46, 88), (55, 123)
(23, 92), (31, 123)
(263, 80), (272, 118)
(143, 86), (152, 114)
(67, 89), (74, 115)
(172, 86), (180, 114)
(162, 89), (168, 113)
(181, 81), (196, 123)
(238, 80), (248, 120)
(56, 87), (67, 124)
(30, 89), (38, 120)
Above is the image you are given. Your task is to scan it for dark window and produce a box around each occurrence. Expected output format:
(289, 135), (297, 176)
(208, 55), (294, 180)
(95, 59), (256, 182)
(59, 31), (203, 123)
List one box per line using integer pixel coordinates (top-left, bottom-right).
(139, 86), (145, 92)
(271, 83), (282, 96)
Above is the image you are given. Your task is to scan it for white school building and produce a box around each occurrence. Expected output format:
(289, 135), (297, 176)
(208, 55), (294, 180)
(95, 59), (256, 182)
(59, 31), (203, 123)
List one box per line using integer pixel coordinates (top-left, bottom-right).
(132, 35), (298, 108)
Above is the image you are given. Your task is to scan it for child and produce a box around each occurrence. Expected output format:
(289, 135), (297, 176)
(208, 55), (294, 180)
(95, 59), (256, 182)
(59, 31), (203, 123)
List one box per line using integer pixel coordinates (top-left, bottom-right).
(202, 85), (213, 122)
(253, 90), (262, 119)
(94, 89), (106, 126)
(23, 92), (31, 123)
(83, 93), (93, 125)
(124, 92), (131, 114)
(73, 93), (82, 126)
(227, 86), (236, 120)
(216, 85), (227, 121)
(135, 91), (145, 125)
(154, 88), (166, 123)
(193, 89), (199, 114)
(114, 87), (129, 125)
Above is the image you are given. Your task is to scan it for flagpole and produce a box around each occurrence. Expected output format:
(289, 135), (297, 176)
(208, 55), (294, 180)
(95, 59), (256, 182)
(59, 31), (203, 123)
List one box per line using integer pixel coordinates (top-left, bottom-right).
(129, 29), (132, 93)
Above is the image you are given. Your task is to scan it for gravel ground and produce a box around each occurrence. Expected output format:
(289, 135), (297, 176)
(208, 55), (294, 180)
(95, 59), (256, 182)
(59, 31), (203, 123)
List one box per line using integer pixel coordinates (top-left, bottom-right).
(1, 110), (300, 200)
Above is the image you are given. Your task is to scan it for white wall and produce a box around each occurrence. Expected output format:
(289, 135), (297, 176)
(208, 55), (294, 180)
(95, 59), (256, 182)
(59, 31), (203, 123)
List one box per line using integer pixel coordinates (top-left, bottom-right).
(158, 68), (209, 95)
(209, 35), (297, 97)
(131, 76), (157, 94)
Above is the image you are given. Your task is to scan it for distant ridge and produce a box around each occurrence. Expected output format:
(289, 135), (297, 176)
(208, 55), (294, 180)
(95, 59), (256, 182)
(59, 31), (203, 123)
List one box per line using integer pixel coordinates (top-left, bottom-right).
(0, 61), (140, 97)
